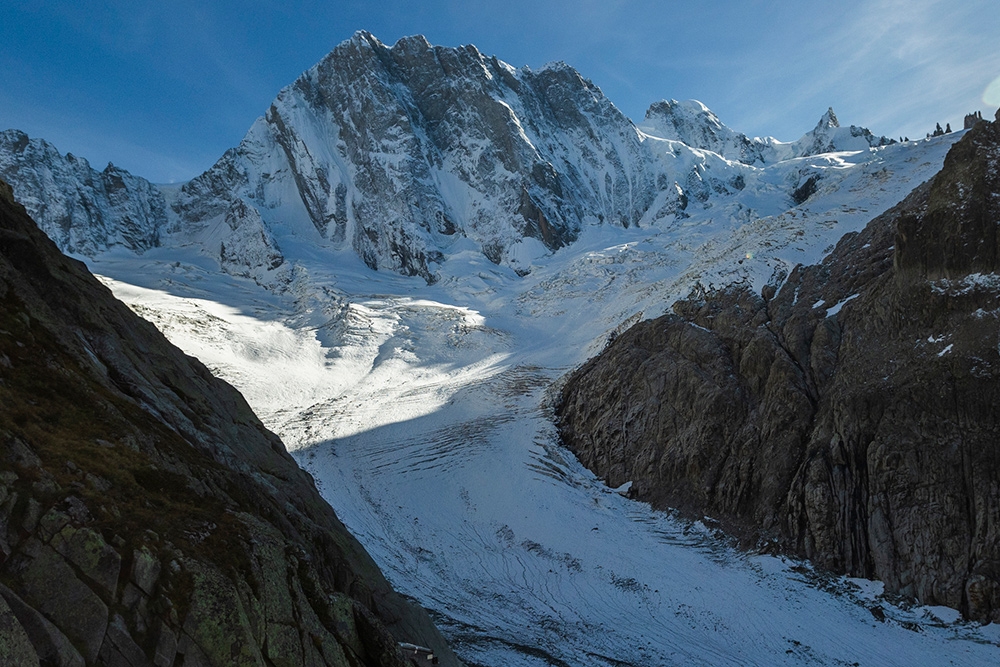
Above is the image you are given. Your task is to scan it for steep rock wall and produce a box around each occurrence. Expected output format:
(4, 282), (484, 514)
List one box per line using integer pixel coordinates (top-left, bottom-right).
(558, 118), (1000, 622)
(0, 130), (166, 255)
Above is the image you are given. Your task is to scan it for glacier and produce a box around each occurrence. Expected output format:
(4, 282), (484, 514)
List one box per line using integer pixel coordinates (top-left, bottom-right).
(88, 130), (1000, 666)
(3, 31), (998, 666)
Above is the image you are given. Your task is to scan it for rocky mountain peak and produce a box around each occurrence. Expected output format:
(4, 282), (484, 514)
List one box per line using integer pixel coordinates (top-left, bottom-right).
(172, 32), (663, 282)
(817, 106), (840, 129)
(0, 34), (901, 289)
(642, 99), (726, 143)
(793, 106), (892, 158)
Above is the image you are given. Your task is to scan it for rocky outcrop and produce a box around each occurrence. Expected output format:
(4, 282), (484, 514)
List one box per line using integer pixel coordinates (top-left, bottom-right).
(0, 130), (166, 255)
(558, 118), (1000, 622)
(965, 111), (984, 130)
(0, 177), (459, 665)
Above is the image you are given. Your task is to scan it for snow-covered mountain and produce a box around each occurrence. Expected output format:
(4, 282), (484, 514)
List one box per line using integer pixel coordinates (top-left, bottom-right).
(171, 31), (672, 281)
(3, 30), (998, 666)
(0, 129), (166, 255)
(0, 32), (896, 286)
(640, 100), (894, 166)
(170, 31), (898, 284)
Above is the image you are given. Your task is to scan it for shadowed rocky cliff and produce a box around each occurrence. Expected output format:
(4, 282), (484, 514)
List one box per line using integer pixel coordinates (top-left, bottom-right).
(0, 178), (458, 666)
(558, 117), (1000, 622)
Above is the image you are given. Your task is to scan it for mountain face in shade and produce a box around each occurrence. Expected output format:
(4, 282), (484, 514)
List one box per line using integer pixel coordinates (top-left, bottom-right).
(0, 130), (167, 256)
(0, 178), (461, 666)
(557, 117), (1000, 623)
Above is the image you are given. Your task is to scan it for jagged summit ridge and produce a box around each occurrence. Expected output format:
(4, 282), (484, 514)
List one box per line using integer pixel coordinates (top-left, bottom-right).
(0, 130), (167, 255)
(796, 105), (895, 156)
(639, 100), (894, 165)
(172, 31), (667, 281)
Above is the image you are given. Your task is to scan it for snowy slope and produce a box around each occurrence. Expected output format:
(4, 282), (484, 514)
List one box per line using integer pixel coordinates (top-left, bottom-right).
(86, 125), (1000, 665)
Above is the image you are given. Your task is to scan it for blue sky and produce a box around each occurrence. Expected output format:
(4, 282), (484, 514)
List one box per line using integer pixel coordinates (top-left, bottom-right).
(2, 0), (998, 183)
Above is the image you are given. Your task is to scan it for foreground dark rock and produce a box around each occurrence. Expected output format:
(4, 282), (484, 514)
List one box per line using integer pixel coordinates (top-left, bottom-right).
(558, 118), (1000, 622)
(0, 178), (458, 665)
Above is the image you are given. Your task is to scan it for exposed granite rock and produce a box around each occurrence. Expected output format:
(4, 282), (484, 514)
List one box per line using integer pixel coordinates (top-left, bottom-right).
(0, 177), (461, 665)
(0, 591), (40, 667)
(0, 583), (85, 667)
(558, 118), (1000, 622)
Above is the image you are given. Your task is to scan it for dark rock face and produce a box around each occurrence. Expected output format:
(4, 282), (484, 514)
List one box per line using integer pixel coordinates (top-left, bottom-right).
(0, 178), (460, 665)
(558, 119), (1000, 622)
(895, 119), (1000, 280)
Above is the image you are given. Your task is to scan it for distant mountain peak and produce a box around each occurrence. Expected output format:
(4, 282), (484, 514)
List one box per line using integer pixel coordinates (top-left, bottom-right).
(0, 129), (166, 255)
(818, 107), (840, 129)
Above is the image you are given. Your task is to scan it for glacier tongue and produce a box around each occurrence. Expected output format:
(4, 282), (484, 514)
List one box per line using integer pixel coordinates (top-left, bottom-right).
(89, 125), (1000, 666)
